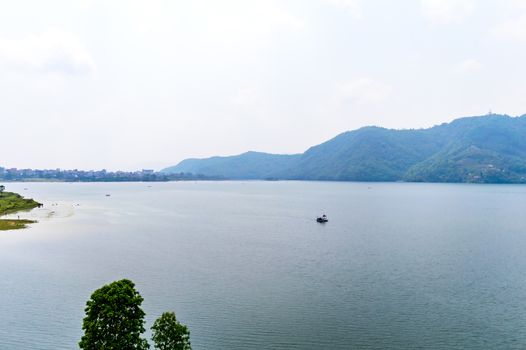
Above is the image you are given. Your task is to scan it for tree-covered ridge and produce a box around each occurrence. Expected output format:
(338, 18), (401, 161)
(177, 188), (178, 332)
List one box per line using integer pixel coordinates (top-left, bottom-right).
(162, 151), (301, 180)
(162, 114), (526, 183)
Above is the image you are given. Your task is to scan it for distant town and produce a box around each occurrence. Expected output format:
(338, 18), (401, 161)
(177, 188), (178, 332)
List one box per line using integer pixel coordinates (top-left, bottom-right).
(0, 167), (220, 182)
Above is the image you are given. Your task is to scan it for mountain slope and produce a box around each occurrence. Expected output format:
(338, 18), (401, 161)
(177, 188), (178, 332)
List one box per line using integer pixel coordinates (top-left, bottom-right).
(162, 114), (526, 183)
(404, 115), (526, 183)
(282, 127), (443, 181)
(161, 151), (300, 179)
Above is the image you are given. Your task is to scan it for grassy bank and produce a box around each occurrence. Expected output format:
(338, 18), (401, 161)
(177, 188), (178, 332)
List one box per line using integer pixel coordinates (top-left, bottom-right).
(0, 191), (41, 230)
(0, 219), (37, 230)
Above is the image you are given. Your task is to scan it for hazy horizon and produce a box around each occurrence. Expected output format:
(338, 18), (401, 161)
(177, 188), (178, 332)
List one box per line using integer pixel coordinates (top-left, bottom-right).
(1, 0), (525, 170)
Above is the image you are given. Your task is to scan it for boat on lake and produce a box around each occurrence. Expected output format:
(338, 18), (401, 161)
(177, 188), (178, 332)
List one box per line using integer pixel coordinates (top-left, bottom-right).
(316, 214), (328, 223)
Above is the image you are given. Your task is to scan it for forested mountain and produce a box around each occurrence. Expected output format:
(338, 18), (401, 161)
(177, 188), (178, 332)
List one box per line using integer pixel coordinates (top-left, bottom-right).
(162, 114), (526, 183)
(161, 151), (300, 180)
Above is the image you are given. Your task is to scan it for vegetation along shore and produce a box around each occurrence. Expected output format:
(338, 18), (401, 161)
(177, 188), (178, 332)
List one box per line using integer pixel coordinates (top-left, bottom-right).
(0, 186), (40, 230)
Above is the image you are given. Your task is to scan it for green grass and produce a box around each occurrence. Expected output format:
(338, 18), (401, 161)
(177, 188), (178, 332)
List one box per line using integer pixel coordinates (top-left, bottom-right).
(0, 191), (41, 216)
(0, 191), (41, 230)
(0, 219), (37, 230)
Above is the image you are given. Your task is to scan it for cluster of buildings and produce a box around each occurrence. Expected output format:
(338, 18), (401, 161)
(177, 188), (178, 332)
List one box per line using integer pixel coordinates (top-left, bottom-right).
(0, 167), (213, 182)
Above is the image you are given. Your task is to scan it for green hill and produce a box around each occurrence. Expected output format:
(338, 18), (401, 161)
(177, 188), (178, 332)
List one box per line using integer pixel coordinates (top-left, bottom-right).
(404, 115), (526, 183)
(161, 151), (300, 180)
(162, 114), (526, 183)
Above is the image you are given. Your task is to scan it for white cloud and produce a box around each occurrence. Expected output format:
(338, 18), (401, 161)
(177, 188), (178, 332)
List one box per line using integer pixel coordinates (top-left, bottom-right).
(420, 0), (475, 23)
(327, 0), (363, 19)
(454, 59), (483, 74)
(336, 78), (392, 105)
(491, 14), (526, 41)
(231, 87), (259, 106)
(0, 29), (95, 75)
(195, 0), (304, 46)
(510, 0), (526, 10)
(126, 0), (167, 35)
(78, 0), (96, 8)
(267, 4), (304, 31)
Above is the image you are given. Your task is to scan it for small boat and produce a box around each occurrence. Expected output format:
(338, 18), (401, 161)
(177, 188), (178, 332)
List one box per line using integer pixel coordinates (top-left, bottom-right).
(105, 194), (111, 197)
(316, 214), (328, 223)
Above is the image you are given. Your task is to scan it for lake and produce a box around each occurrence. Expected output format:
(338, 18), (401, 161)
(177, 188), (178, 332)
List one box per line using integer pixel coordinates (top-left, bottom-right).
(1, 181), (526, 349)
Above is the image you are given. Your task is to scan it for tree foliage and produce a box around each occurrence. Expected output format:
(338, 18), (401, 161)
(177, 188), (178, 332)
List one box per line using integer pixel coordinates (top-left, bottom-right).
(151, 312), (191, 350)
(79, 279), (150, 350)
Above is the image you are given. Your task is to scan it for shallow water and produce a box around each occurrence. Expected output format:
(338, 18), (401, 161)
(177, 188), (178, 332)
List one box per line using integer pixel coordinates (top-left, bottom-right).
(1, 181), (526, 349)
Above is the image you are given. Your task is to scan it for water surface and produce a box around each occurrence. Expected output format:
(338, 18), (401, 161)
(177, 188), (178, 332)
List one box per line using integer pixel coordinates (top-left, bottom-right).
(1, 181), (526, 349)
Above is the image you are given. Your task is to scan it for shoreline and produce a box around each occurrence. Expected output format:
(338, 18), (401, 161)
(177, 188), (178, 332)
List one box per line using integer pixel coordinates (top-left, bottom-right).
(2, 179), (526, 185)
(0, 219), (37, 230)
(0, 191), (41, 231)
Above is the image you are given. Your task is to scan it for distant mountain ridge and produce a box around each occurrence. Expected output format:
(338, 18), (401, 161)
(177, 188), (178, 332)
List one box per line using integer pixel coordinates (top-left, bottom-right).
(164, 151), (300, 180)
(162, 114), (526, 183)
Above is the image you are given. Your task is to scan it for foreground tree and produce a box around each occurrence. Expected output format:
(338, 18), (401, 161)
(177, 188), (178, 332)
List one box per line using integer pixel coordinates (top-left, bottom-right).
(79, 279), (150, 350)
(151, 312), (191, 350)
(0, 185), (4, 197)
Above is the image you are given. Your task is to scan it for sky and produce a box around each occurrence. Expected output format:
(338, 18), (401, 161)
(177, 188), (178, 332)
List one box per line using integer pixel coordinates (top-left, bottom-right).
(1, 0), (525, 170)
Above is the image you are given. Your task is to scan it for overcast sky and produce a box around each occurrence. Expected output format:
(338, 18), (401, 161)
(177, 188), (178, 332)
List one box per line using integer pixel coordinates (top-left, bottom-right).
(1, 0), (525, 170)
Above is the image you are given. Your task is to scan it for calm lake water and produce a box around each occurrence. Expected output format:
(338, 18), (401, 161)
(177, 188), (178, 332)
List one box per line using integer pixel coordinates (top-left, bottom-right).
(1, 181), (526, 349)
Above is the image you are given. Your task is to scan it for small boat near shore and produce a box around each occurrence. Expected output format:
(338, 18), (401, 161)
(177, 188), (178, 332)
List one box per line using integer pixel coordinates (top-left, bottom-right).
(316, 214), (328, 223)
